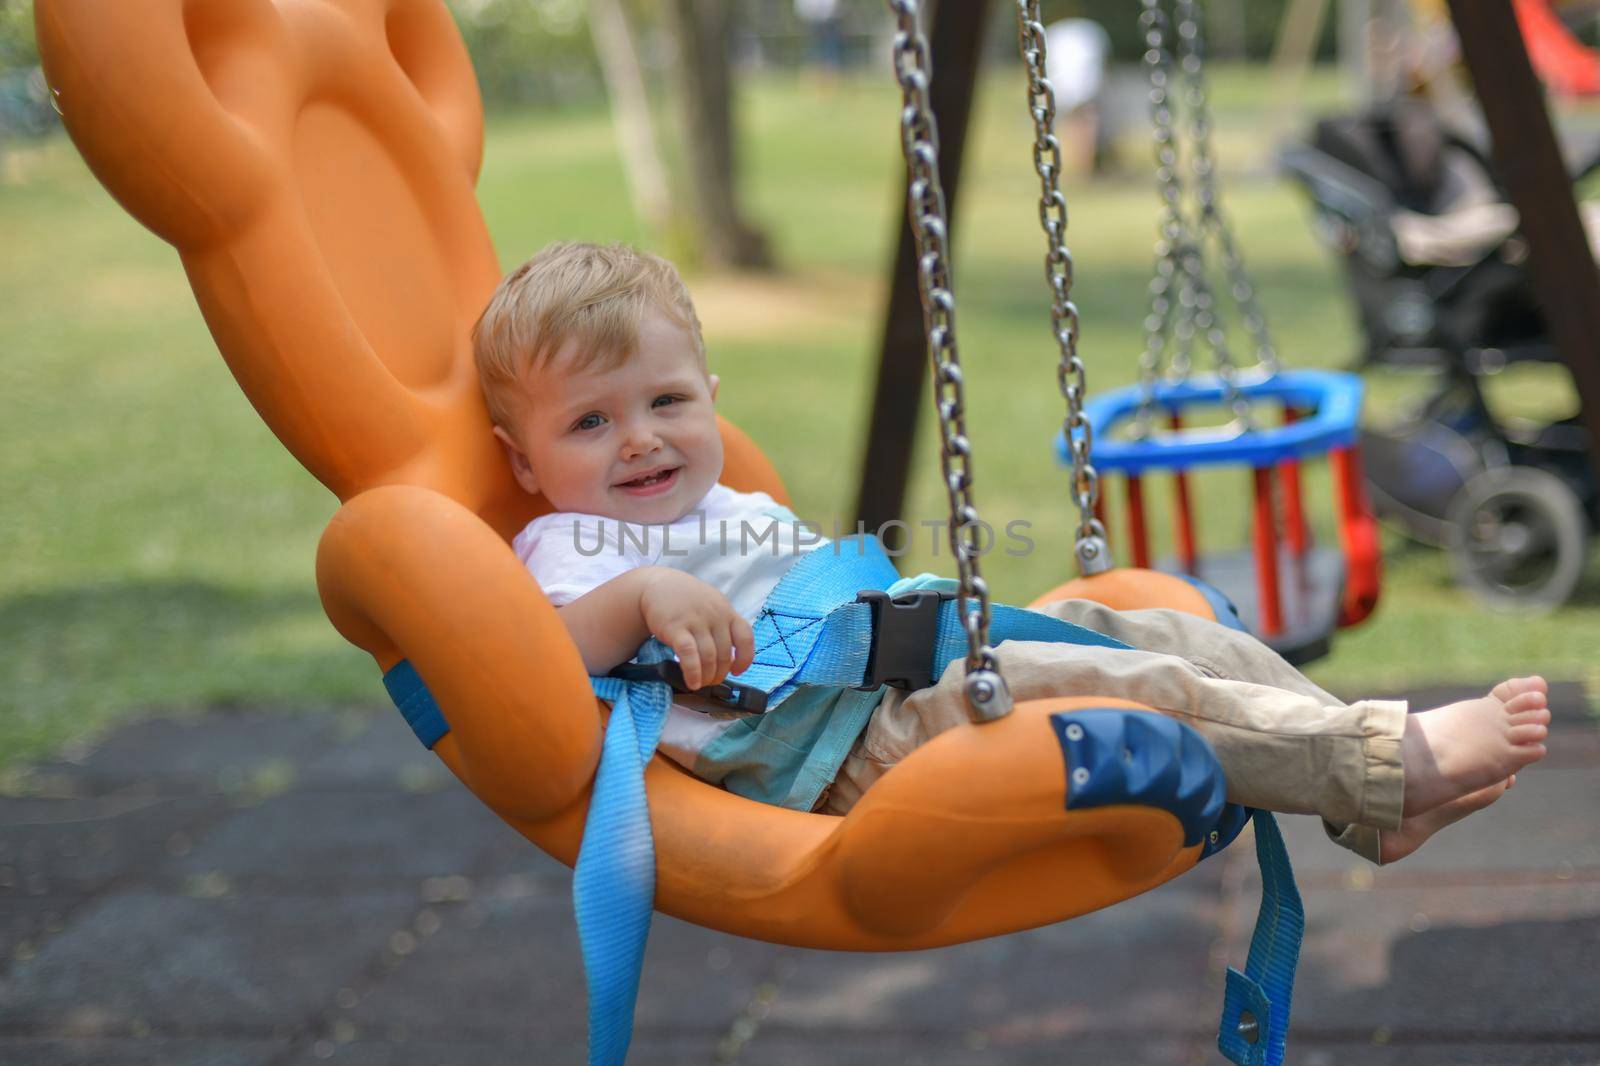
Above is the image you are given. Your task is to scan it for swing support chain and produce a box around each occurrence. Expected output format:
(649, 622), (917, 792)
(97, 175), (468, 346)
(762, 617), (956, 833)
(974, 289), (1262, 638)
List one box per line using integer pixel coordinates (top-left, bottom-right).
(1014, 1), (1111, 577)
(1138, 0), (1252, 428)
(1173, 0), (1280, 379)
(1135, 0), (1190, 426)
(886, 0), (1012, 723)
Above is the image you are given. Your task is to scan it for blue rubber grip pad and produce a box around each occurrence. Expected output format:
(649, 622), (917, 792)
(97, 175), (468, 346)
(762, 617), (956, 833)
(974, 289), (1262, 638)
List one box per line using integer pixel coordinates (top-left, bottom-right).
(1051, 707), (1233, 849)
(383, 659), (450, 749)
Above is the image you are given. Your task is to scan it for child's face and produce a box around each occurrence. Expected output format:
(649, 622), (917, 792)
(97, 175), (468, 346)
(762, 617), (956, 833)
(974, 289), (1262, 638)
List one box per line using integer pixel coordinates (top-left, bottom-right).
(493, 309), (724, 523)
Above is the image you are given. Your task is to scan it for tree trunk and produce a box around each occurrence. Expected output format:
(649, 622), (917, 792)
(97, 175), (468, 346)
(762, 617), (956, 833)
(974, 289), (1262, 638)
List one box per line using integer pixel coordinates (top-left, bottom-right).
(588, 0), (671, 236)
(1267, 0), (1330, 141)
(665, 0), (773, 270)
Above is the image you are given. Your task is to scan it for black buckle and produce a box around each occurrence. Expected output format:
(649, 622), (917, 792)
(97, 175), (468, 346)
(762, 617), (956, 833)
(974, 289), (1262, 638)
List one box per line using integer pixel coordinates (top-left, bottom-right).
(855, 589), (955, 691)
(607, 661), (769, 715)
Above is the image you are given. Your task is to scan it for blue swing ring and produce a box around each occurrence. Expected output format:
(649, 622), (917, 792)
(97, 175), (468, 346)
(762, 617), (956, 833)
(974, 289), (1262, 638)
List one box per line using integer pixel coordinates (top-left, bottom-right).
(1058, 369), (1364, 474)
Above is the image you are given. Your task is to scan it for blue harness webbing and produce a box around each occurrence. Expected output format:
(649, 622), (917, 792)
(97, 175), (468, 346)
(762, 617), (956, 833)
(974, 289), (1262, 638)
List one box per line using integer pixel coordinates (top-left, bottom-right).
(381, 535), (1304, 1066)
(574, 673), (671, 1066)
(1200, 588), (1304, 1066)
(1217, 809), (1304, 1066)
(618, 536), (1134, 707)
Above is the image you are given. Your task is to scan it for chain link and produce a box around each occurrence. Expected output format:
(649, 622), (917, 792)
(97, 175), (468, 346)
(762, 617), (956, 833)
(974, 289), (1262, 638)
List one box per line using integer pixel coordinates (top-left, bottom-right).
(1137, 0), (1252, 426)
(1013, 1), (1109, 575)
(1136, 0), (1188, 429)
(1172, 0), (1279, 378)
(885, 0), (1011, 721)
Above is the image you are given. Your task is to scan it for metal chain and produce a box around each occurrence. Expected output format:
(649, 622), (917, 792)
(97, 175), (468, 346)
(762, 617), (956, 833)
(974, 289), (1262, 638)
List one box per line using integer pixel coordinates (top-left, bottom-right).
(1173, 0), (1280, 378)
(1136, 0), (1189, 428)
(885, 0), (1011, 722)
(1014, 1), (1110, 576)
(1139, 0), (1251, 425)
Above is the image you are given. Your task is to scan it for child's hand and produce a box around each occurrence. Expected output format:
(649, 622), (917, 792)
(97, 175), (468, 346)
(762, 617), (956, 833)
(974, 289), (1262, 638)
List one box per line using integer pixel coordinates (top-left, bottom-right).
(639, 570), (756, 690)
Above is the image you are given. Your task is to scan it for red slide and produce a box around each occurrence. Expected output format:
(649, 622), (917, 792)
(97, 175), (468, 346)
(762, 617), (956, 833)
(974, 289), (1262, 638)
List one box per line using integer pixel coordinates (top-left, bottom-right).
(1514, 0), (1600, 96)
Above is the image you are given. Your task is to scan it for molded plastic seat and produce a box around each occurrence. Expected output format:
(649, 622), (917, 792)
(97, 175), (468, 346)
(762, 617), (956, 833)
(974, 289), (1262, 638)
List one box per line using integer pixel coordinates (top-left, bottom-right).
(37, 0), (1237, 949)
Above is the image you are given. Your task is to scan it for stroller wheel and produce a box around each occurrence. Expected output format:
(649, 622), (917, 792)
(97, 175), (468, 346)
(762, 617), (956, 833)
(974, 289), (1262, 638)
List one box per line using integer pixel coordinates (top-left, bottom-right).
(1446, 467), (1588, 612)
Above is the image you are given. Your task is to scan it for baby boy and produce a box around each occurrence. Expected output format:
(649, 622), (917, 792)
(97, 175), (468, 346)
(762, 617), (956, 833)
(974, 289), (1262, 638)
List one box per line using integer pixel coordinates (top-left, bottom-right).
(474, 241), (1550, 865)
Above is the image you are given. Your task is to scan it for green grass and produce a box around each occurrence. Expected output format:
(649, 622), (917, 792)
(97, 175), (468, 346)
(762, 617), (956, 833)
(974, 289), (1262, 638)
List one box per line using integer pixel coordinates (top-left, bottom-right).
(4, 64), (1598, 771)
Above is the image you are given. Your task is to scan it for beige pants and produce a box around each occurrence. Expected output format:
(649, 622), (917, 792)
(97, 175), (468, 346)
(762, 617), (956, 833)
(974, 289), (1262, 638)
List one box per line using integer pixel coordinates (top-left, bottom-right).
(819, 599), (1407, 864)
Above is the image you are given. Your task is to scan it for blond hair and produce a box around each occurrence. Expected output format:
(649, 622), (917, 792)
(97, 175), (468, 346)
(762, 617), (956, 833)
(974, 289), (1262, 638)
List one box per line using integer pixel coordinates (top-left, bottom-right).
(472, 241), (705, 428)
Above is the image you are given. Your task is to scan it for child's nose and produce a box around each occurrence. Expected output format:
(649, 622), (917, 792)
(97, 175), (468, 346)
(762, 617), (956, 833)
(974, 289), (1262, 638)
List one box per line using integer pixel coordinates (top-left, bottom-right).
(620, 424), (662, 460)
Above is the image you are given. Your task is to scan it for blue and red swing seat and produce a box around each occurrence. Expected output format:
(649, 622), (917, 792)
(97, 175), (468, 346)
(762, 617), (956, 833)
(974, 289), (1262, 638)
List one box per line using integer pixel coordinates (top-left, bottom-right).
(1070, 369), (1382, 664)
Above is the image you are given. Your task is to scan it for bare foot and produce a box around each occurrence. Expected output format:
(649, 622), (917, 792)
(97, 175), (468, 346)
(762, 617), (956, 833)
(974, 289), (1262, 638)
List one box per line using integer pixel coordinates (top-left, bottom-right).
(1380, 777), (1510, 864)
(1400, 676), (1550, 817)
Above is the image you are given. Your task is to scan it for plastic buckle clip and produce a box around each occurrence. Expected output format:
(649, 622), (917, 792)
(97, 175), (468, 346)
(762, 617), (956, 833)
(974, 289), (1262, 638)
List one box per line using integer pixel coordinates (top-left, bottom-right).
(855, 589), (955, 691)
(607, 661), (769, 715)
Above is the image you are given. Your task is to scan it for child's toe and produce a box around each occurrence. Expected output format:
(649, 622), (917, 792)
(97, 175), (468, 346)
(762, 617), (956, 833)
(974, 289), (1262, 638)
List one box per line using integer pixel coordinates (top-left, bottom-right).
(1507, 704), (1552, 726)
(1507, 719), (1542, 738)
(1492, 677), (1543, 703)
(1510, 726), (1548, 758)
(1504, 690), (1545, 713)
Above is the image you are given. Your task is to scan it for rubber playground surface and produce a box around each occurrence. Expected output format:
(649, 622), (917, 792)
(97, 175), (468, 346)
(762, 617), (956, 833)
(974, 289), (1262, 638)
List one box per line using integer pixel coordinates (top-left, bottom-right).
(0, 683), (1595, 1065)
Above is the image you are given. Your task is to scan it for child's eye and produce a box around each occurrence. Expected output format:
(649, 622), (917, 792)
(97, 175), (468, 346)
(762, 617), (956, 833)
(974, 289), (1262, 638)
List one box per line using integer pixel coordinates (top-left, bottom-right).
(652, 395), (679, 409)
(572, 413), (605, 432)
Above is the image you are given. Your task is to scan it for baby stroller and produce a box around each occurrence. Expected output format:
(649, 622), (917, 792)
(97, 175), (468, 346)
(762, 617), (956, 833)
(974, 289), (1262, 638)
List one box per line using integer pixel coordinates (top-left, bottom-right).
(1279, 100), (1600, 609)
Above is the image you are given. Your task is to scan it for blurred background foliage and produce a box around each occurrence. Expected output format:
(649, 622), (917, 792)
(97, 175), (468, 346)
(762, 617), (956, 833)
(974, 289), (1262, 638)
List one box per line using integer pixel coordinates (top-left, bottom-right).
(0, 0), (49, 140)
(0, 0), (1331, 141)
(441, 0), (1331, 112)
(0, 0), (38, 70)
(447, 0), (604, 107)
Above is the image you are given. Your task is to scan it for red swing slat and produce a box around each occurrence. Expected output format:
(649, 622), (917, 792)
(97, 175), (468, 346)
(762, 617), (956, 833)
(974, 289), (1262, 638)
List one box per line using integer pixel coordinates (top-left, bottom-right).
(1168, 412), (1199, 574)
(1126, 474), (1151, 569)
(1251, 467), (1284, 635)
(1331, 445), (1382, 626)
(1279, 407), (1309, 555)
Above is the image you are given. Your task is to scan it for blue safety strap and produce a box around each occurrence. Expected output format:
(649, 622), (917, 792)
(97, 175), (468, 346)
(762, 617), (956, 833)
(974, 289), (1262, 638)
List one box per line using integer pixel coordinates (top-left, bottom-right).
(1217, 809), (1304, 1066)
(1177, 575), (1304, 1064)
(631, 537), (1135, 709)
(575, 674), (673, 1066)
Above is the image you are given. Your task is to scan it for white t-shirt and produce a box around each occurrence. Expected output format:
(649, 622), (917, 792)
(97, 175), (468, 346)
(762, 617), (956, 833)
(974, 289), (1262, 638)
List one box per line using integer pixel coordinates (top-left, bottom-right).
(514, 483), (828, 768)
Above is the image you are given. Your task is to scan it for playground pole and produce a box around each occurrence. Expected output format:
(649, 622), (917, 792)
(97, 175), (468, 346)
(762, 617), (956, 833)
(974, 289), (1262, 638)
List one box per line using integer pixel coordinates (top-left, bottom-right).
(856, 0), (993, 544)
(1447, 0), (1600, 488)
(1338, 0), (1371, 103)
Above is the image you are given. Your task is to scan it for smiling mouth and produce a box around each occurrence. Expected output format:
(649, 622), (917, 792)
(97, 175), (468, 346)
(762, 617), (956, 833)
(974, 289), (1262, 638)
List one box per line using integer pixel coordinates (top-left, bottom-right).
(618, 467), (679, 490)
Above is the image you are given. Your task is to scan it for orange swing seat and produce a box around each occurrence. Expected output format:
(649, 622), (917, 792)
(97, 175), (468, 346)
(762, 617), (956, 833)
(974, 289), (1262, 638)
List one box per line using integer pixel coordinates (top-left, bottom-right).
(37, 0), (1236, 952)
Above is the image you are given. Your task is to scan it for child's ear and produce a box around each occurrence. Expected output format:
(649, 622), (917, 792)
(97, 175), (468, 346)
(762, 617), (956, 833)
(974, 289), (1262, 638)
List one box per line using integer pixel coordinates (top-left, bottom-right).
(708, 374), (720, 403)
(492, 425), (542, 496)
